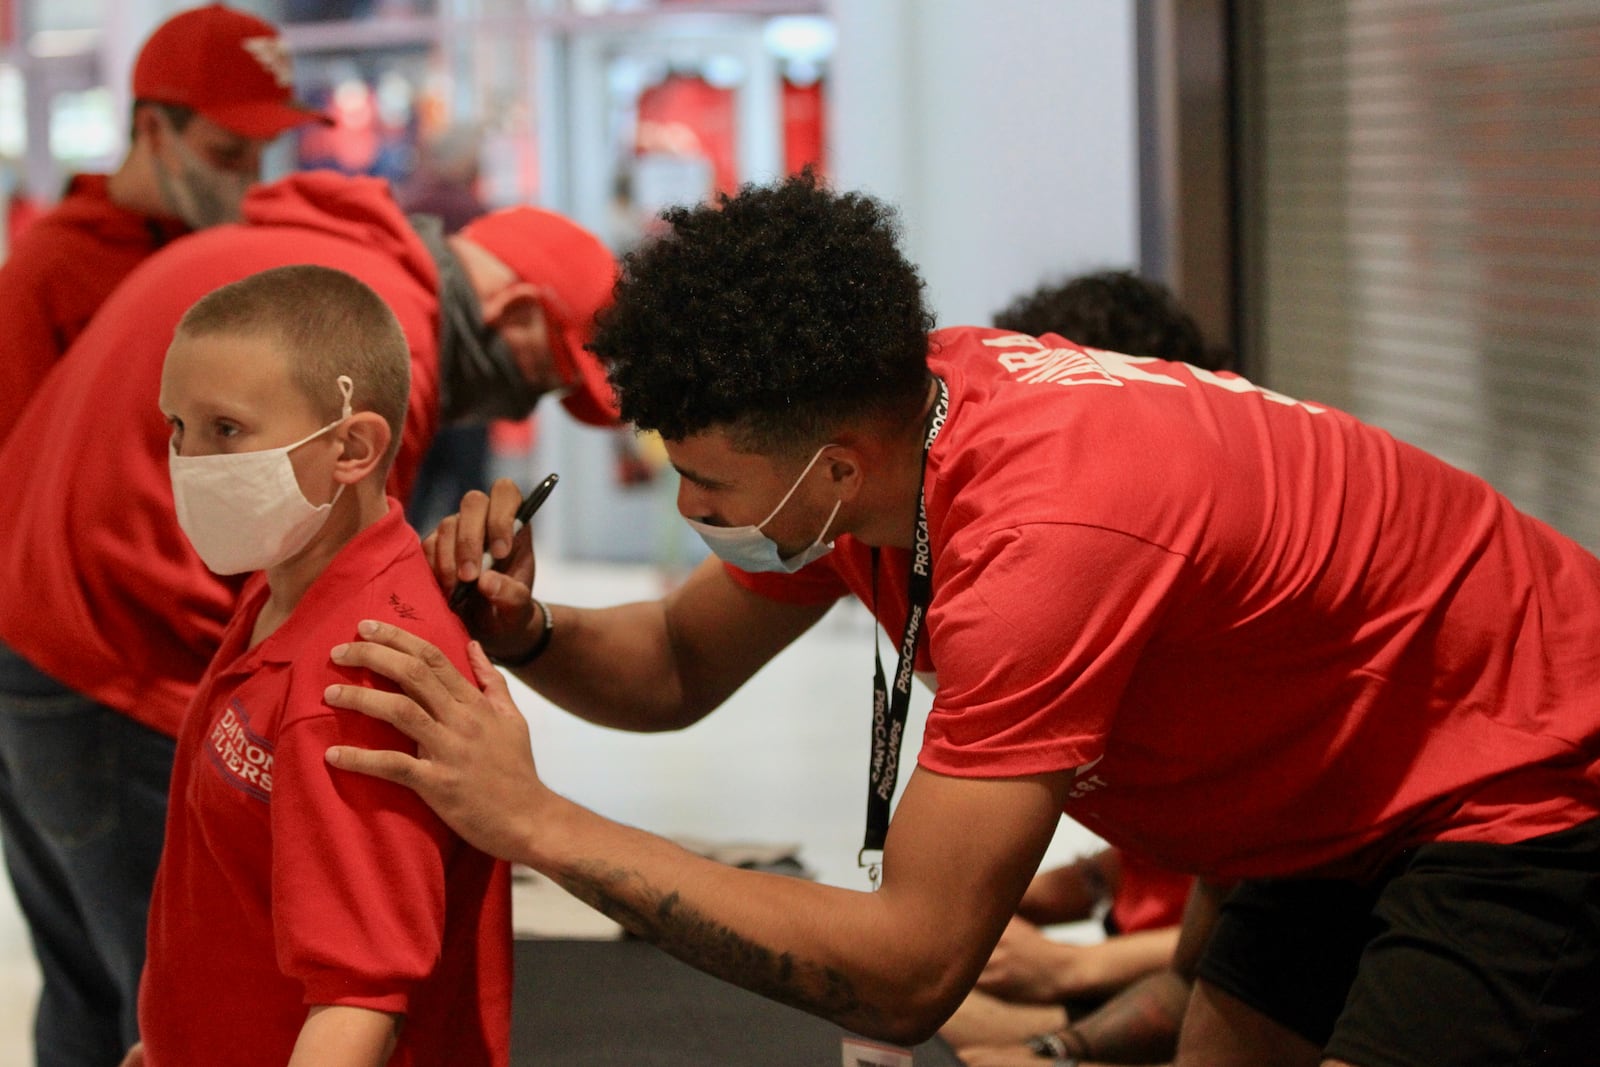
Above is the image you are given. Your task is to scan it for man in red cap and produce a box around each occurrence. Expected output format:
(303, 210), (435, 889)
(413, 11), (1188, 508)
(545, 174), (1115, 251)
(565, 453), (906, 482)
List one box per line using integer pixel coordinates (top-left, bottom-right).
(0, 170), (617, 1067)
(0, 3), (328, 445)
(452, 204), (625, 428)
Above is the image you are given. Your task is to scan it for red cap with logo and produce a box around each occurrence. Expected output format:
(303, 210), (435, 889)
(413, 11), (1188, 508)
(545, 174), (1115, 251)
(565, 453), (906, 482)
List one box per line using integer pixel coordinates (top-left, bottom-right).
(132, 4), (331, 140)
(459, 207), (621, 427)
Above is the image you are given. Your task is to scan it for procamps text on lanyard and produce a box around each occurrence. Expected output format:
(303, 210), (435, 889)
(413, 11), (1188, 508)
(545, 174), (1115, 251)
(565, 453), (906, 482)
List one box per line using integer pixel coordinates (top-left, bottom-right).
(861, 375), (949, 887)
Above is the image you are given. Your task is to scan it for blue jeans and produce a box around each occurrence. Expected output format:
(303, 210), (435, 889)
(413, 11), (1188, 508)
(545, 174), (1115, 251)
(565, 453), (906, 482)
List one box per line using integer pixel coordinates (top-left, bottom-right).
(0, 643), (175, 1067)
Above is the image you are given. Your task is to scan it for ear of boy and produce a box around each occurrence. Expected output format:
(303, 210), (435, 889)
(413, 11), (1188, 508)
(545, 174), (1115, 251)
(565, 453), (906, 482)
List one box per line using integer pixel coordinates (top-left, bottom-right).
(331, 412), (393, 488)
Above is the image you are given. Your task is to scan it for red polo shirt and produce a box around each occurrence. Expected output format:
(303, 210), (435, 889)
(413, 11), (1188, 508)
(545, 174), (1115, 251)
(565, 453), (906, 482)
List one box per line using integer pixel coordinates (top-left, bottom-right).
(139, 502), (510, 1067)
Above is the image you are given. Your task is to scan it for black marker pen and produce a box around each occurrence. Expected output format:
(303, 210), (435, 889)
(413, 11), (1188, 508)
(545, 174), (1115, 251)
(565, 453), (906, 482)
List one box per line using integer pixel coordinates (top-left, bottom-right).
(448, 472), (558, 614)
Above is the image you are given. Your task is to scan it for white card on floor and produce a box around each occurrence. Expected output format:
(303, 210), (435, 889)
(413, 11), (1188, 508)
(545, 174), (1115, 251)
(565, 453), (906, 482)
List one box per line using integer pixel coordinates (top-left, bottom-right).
(841, 1036), (914, 1067)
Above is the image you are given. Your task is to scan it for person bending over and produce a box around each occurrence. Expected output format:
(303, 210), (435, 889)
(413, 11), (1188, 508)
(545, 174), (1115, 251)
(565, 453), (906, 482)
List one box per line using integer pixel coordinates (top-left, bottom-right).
(323, 173), (1600, 1067)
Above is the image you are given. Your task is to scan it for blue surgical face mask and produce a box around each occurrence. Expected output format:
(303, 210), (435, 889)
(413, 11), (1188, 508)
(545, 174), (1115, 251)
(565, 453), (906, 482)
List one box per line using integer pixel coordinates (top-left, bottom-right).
(686, 444), (841, 573)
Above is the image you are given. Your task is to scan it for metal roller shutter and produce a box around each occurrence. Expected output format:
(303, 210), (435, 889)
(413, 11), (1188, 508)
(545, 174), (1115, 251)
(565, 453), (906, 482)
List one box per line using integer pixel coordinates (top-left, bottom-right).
(1236, 0), (1600, 549)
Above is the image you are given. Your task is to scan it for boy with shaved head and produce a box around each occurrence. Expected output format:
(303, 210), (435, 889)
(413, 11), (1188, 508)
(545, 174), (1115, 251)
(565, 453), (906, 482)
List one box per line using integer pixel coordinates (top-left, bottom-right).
(0, 170), (612, 1063)
(122, 265), (508, 1067)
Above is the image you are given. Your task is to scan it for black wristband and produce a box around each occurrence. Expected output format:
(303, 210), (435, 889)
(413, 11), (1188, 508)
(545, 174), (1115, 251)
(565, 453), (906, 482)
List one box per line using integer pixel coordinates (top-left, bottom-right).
(491, 598), (553, 667)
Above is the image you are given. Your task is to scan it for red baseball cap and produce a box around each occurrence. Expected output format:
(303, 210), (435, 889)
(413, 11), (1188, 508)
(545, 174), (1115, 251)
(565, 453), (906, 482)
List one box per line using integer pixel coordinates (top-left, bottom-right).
(459, 207), (621, 427)
(131, 4), (330, 140)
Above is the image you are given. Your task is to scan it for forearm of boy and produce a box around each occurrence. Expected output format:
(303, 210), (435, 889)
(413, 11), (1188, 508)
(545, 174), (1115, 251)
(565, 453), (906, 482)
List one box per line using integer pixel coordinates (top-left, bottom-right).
(286, 1005), (399, 1067)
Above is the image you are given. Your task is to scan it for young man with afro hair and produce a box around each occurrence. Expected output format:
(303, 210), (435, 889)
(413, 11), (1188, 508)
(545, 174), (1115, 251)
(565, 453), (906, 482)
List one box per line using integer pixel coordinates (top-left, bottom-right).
(323, 171), (1600, 1067)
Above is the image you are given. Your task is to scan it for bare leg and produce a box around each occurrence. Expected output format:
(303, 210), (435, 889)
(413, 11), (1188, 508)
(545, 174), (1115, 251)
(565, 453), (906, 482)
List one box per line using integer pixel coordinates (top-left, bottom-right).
(1174, 980), (1321, 1067)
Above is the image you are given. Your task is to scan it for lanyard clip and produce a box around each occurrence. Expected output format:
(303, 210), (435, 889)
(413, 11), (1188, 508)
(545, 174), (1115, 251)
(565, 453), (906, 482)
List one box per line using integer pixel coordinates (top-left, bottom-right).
(856, 847), (883, 891)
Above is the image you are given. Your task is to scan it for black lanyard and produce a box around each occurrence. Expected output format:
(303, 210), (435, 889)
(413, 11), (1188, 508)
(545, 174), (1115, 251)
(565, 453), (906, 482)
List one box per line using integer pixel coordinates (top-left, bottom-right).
(861, 376), (949, 886)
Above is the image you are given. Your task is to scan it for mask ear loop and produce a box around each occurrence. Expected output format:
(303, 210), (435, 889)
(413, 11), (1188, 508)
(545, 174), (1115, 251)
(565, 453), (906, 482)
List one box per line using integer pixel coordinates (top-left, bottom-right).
(322, 376), (357, 510)
(755, 444), (833, 532)
(335, 375), (354, 420)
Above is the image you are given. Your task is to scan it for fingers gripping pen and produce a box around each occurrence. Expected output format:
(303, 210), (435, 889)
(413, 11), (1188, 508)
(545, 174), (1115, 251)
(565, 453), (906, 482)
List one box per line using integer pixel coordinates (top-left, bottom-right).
(447, 472), (558, 614)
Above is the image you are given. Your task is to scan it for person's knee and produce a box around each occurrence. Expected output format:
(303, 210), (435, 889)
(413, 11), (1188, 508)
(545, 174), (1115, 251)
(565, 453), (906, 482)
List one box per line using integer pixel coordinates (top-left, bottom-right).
(1174, 981), (1321, 1067)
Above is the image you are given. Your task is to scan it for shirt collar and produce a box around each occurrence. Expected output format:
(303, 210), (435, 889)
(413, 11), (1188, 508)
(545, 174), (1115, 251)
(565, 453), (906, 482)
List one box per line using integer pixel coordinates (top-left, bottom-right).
(248, 499), (418, 665)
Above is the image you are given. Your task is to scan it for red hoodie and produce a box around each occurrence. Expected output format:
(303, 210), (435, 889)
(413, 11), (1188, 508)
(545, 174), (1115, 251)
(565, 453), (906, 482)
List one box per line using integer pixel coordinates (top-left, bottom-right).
(0, 174), (188, 444)
(0, 172), (443, 738)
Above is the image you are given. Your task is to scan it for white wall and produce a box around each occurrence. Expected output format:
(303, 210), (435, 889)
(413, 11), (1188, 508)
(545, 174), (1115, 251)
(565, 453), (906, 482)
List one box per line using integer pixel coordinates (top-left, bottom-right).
(540, 2), (1143, 561)
(828, 0), (1141, 327)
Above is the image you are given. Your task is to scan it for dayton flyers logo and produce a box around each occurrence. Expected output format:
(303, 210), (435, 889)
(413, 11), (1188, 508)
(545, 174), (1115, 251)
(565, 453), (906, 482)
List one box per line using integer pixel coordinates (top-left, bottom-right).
(206, 702), (275, 801)
(240, 35), (293, 87)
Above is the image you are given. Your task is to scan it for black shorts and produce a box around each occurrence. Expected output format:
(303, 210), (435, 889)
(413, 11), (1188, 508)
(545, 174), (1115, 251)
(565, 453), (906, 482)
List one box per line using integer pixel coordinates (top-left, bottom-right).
(1195, 817), (1600, 1067)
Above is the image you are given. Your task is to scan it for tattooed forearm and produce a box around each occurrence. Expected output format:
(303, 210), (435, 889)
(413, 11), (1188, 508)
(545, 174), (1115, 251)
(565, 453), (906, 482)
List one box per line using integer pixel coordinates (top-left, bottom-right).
(558, 860), (886, 1031)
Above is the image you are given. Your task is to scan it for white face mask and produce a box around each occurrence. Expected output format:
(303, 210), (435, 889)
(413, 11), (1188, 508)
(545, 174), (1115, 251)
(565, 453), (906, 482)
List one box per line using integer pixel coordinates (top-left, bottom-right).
(685, 444), (842, 574)
(170, 376), (353, 575)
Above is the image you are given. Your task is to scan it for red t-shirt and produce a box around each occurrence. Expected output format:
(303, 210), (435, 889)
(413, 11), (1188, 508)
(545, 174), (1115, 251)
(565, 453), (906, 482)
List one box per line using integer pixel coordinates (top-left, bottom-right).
(1107, 850), (1190, 934)
(0, 172), (442, 737)
(139, 503), (511, 1067)
(0, 174), (187, 443)
(732, 327), (1600, 881)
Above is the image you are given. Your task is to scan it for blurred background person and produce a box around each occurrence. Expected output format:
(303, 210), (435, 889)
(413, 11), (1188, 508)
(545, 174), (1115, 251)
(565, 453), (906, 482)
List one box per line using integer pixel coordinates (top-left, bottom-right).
(398, 122), (486, 232)
(397, 122), (497, 535)
(991, 269), (1232, 374)
(0, 3), (327, 446)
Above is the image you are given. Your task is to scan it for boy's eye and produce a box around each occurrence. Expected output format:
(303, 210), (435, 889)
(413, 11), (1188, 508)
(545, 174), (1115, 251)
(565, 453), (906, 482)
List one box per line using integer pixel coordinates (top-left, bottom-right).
(213, 420), (240, 439)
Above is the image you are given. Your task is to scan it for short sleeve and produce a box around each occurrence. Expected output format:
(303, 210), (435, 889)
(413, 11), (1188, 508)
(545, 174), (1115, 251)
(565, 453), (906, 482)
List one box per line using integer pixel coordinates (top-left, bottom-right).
(271, 663), (456, 1013)
(918, 522), (1188, 778)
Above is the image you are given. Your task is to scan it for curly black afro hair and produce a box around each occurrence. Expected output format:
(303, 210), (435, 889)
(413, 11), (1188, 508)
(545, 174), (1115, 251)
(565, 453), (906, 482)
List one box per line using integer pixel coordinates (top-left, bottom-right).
(590, 171), (936, 452)
(992, 270), (1232, 372)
